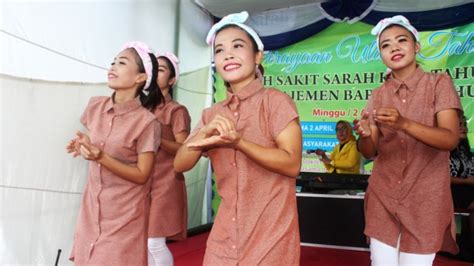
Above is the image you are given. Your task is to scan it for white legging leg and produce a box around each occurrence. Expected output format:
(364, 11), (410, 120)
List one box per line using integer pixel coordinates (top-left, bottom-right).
(370, 238), (399, 266)
(399, 252), (436, 266)
(370, 237), (435, 266)
(148, 237), (174, 266)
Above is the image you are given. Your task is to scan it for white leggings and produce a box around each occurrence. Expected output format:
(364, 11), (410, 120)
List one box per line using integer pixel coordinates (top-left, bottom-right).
(148, 237), (174, 266)
(370, 237), (435, 266)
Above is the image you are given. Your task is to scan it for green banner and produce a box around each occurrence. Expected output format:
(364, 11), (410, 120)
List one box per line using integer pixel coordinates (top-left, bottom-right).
(214, 22), (474, 173)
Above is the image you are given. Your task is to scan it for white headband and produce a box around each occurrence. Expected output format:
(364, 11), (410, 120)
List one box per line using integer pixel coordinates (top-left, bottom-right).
(121, 41), (154, 90)
(371, 15), (419, 47)
(206, 11), (264, 62)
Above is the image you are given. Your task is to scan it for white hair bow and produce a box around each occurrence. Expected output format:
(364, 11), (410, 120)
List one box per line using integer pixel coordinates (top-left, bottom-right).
(371, 15), (419, 45)
(206, 11), (264, 61)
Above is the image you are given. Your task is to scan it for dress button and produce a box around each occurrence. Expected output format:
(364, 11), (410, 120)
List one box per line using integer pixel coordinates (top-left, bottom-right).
(402, 99), (406, 103)
(234, 112), (238, 116)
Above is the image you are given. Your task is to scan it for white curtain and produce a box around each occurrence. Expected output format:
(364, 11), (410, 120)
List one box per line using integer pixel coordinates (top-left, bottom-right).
(248, 3), (326, 37)
(374, 0), (472, 12)
(0, 74), (106, 264)
(0, 70), (213, 264)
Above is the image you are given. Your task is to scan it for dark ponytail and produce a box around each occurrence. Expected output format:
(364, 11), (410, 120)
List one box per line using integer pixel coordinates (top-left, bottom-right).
(139, 53), (164, 112)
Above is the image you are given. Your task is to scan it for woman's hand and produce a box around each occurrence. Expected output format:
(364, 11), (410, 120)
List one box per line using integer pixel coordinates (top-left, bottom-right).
(320, 157), (331, 164)
(354, 110), (379, 159)
(315, 149), (325, 156)
(79, 142), (102, 161)
(353, 110), (372, 137)
(200, 114), (234, 138)
(315, 149), (330, 163)
(66, 138), (81, 157)
(321, 156), (331, 164)
(187, 131), (240, 149)
(189, 115), (240, 149)
(373, 108), (408, 130)
(75, 131), (102, 161)
(66, 131), (91, 157)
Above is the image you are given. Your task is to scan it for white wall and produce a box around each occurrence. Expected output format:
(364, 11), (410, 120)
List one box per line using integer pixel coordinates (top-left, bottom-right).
(177, 0), (212, 74)
(0, 0), (178, 82)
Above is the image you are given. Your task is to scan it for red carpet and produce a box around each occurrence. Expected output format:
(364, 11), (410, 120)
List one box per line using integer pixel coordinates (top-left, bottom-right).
(169, 232), (471, 266)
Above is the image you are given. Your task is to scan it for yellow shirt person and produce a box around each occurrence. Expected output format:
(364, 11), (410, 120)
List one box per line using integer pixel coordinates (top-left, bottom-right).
(316, 120), (361, 174)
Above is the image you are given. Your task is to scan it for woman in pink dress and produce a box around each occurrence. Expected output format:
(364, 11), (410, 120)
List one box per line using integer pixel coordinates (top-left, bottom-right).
(147, 52), (191, 266)
(66, 41), (163, 265)
(175, 11), (302, 265)
(355, 16), (461, 265)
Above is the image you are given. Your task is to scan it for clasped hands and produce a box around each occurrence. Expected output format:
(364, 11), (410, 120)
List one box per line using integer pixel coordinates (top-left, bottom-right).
(66, 131), (102, 161)
(315, 149), (331, 164)
(353, 107), (407, 137)
(187, 115), (241, 149)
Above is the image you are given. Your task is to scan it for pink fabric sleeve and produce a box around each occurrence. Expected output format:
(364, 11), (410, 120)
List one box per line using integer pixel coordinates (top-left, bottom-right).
(434, 74), (461, 114)
(136, 120), (161, 154)
(267, 90), (299, 139)
(171, 106), (191, 135)
(80, 97), (100, 129)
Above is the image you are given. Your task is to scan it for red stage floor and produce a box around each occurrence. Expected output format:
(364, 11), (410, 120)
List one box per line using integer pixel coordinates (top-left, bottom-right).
(168, 232), (471, 266)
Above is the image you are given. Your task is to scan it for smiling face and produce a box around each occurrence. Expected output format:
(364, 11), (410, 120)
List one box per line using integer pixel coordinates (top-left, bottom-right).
(213, 26), (263, 91)
(379, 25), (419, 74)
(107, 48), (146, 92)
